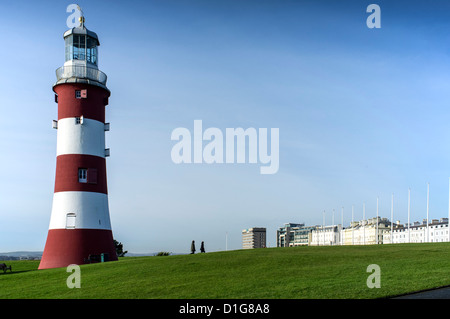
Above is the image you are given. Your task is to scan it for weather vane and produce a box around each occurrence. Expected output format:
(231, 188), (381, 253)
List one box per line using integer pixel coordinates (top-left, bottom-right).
(77, 5), (85, 27)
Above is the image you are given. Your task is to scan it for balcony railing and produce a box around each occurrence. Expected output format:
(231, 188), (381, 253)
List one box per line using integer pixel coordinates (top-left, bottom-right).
(55, 65), (107, 85)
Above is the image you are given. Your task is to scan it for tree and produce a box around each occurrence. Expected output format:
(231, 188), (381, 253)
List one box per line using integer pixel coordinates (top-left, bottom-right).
(155, 252), (170, 256)
(114, 240), (128, 257)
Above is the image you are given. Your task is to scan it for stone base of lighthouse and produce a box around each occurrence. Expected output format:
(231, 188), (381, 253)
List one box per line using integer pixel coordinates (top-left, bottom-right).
(39, 228), (118, 269)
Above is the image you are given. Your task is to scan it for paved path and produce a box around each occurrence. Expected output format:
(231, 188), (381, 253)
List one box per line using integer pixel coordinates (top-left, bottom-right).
(393, 286), (450, 299)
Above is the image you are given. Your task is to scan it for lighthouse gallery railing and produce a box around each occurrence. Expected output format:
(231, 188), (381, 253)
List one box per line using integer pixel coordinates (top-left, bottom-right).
(55, 65), (107, 85)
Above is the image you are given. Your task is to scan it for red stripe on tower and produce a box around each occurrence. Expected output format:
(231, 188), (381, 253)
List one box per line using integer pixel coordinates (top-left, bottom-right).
(39, 13), (118, 269)
(55, 84), (108, 123)
(54, 154), (107, 194)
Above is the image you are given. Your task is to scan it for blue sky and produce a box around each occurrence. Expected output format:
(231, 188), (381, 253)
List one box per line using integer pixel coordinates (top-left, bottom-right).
(2, 0), (450, 253)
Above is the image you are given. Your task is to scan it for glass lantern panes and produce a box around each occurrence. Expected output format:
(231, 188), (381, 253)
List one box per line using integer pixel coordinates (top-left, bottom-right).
(65, 34), (98, 65)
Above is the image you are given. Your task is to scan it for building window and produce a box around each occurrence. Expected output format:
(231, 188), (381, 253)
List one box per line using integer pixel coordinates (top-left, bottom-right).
(66, 213), (76, 229)
(75, 89), (87, 99)
(75, 115), (84, 125)
(78, 168), (87, 183)
(78, 168), (97, 184)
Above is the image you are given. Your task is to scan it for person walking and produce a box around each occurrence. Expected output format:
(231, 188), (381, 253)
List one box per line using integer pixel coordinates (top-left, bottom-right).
(200, 241), (205, 253)
(191, 240), (196, 254)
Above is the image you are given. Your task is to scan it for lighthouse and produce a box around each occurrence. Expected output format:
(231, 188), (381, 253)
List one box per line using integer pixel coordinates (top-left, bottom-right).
(39, 11), (118, 269)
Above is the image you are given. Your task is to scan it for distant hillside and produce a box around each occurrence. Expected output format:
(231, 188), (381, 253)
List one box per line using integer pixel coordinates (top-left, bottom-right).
(0, 251), (184, 259)
(0, 251), (42, 258)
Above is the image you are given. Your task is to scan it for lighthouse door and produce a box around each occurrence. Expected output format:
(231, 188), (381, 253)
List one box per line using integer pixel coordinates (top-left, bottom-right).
(66, 213), (76, 229)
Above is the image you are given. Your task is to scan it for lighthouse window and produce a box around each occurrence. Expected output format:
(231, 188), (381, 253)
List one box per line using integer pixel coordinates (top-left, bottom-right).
(65, 36), (73, 62)
(86, 37), (98, 65)
(75, 90), (87, 99)
(73, 35), (86, 61)
(65, 35), (98, 65)
(66, 213), (76, 229)
(75, 116), (83, 125)
(78, 168), (88, 183)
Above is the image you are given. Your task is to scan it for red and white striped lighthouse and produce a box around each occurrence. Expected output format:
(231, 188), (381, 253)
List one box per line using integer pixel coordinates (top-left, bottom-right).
(39, 13), (117, 269)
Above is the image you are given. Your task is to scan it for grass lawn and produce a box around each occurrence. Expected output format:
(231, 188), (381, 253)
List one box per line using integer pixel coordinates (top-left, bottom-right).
(1, 243), (450, 299)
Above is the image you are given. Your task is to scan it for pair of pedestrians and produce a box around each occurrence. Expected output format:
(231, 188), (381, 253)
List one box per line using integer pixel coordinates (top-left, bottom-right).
(191, 240), (205, 254)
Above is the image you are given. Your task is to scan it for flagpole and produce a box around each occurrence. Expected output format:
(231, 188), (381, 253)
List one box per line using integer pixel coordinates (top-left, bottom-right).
(391, 193), (394, 244)
(376, 197), (379, 245)
(352, 205), (354, 245)
(448, 178), (450, 242)
(408, 188), (411, 243)
(332, 209), (335, 246)
(322, 210), (325, 246)
(363, 202), (366, 245)
(332, 209), (335, 226)
(341, 207), (344, 245)
(226, 232), (228, 251)
(427, 183), (429, 243)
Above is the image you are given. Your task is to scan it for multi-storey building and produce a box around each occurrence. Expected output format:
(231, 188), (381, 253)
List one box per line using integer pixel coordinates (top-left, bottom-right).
(342, 217), (392, 245)
(310, 225), (342, 246)
(242, 227), (267, 249)
(391, 218), (449, 243)
(276, 217), (450, 248)
(276, 223), (317, 247)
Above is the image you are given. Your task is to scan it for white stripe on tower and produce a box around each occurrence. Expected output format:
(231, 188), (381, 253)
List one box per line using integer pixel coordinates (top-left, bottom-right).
(56, 117), (106, 157)
(49, 192), (111, 230)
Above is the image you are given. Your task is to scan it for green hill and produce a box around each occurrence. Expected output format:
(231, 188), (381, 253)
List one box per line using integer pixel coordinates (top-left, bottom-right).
(2, 243), (450, 299)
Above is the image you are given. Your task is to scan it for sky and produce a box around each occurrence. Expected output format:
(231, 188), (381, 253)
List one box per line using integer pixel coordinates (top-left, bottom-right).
(2, 0), (450, 254)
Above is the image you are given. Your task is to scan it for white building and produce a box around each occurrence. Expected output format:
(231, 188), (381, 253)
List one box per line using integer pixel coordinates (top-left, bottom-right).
(391, 218), (449, 244)
(277, 217), (450, 248)
(310, 225), (342, 246)
(342, 217), (392, 245)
